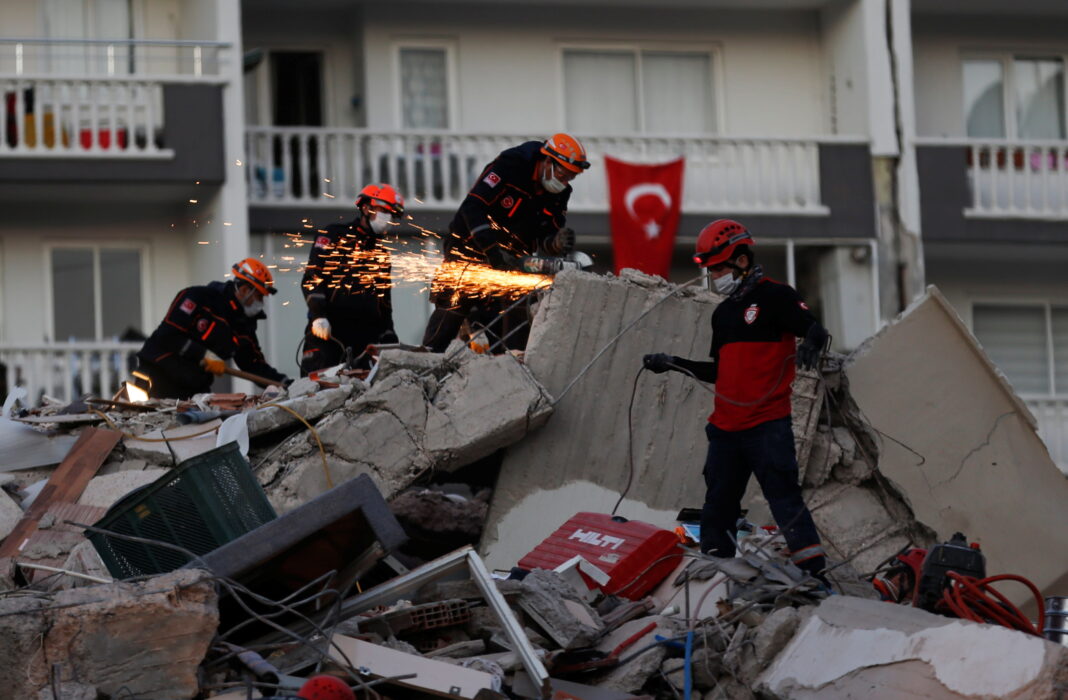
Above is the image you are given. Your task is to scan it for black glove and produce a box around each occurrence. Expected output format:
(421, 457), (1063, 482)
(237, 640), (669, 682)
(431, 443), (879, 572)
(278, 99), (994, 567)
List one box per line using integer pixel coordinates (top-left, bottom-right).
(379, 328), (399, 344)
(796, 323), (828, 370)
(543, 227), (575, 256)
(642, 353), (676, 374)
(485, 245), (520, 271)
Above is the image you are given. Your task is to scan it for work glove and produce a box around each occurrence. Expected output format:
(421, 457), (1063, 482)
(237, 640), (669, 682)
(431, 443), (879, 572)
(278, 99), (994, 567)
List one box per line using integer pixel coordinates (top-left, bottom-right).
(642, 353), (676, 374)
(311, 317), (332, 341)
(201, 350), (226, 376)
(379, 328), (399, 344)
(796, 324), (828, 370)
(543, 227), (576, 256)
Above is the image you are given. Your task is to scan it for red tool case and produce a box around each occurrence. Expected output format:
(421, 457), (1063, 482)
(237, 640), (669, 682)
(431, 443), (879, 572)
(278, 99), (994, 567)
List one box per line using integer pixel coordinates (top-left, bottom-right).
(517, 512), (682, 600)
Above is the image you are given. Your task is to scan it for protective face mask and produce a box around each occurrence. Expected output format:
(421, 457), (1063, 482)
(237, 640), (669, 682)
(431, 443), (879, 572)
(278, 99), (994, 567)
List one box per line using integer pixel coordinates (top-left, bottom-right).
(369, 210), (392, 235)
(243, 298), (264, 317)
(542, 162), (567, 194)
(712, 272), (739, 295)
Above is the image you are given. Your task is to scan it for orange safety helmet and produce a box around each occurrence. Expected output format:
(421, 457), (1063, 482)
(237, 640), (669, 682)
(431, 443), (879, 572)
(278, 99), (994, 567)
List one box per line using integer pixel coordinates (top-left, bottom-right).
(541, 133), (590, 173)
(232, 257), (277, 295)
(356, 183), (405, 218)
(693, 219), (754, 267)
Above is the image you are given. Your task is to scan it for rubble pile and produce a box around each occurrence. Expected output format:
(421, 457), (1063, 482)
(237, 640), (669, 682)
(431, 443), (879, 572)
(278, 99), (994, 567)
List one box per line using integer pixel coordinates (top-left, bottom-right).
(0, 274), (1066, 698)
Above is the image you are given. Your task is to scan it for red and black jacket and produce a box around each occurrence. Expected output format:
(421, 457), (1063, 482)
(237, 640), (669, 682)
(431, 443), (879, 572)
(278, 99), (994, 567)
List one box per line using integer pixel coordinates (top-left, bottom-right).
(707, 278), (819, 431)
(446, 140), (570, 262)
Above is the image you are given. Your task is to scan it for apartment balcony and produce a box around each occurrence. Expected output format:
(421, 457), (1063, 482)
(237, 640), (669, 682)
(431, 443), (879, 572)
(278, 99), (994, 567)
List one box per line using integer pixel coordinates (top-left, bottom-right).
(246, 128), (876, 240)
(917, 138), (1068, 243)
(0, 38), (231, 186)
(0, 341), (141, 406)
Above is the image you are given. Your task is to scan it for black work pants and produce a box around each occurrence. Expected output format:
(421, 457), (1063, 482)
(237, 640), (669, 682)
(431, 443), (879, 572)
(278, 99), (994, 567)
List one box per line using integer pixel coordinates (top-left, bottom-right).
(699, 417), (826, 574)
(422, 300), (530, 354)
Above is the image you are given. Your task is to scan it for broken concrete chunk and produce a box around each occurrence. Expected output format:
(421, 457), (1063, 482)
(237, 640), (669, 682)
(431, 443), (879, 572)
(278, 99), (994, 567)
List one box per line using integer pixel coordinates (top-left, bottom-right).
(592, 615), (682, 693)
(77, 468), (169, 509)
(758, 595), (1068, 699)
(732, 605), (809, 685)
(0, 489), (23, 542)
(246, 385), (354, 437)
(0, 568), (218, 699)
(377, 348), (451, 380)
(285, 376), (318, 398)
(517, 569), (603, 650)
(391, 488), (489, 539)
(124, 419), (221, 466)
(801, 427), (840, 488)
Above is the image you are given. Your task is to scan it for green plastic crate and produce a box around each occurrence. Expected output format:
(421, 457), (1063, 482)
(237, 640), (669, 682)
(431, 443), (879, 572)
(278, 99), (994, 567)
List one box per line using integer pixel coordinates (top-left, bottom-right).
(88, 441), (277, 579)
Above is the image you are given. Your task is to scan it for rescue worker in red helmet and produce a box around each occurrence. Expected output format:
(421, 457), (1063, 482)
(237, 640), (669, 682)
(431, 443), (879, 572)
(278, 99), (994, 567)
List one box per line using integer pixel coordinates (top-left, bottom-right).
(421, 133), (589, 352)
(134, 257), (290, 399)
(643, 220), (830, 581)
(299, 183), (404, 374)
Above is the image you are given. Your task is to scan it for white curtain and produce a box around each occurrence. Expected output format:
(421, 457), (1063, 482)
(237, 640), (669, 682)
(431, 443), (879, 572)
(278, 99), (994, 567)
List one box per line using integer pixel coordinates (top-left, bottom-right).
(643, 51), (715, 134)
(1015, 57), (1065, 139)
(973, 304), (1049, 394)
(963, 60), (1006, 138)
(42, 0), (131, 74)
(400, 48), (448, 129)
(564, 50), (637, 134)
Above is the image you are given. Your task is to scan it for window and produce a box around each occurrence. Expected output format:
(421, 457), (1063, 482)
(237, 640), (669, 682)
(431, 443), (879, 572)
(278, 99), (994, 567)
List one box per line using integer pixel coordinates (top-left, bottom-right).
(563, 48), (716, 135)
(50, 246), (143, 341)
(399, 47), (449, 129)
(42, 0), (132, 75)
(963, 56), (1066, 139)
(973, 303), (1068, 395)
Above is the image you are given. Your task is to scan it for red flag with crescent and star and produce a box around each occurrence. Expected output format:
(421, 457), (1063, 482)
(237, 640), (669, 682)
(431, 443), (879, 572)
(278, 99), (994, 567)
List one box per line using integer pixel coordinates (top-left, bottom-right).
(605, 155), (685, 278)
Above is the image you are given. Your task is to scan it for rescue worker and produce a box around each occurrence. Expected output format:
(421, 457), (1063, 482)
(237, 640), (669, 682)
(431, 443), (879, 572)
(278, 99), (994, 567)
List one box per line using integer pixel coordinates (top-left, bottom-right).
(642, 220), (830, 580)
(135, 258), (290, 399)
(299, 183), (404, 375)
(421, 133), (589, 352)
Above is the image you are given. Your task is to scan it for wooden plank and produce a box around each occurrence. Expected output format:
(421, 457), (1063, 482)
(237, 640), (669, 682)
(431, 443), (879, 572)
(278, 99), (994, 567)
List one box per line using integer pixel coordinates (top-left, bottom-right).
(0, 427), (120, 558)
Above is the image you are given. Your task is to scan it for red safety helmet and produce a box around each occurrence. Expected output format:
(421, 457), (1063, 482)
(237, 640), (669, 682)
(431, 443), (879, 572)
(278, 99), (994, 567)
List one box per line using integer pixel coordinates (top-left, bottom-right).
(541, 133), (590, 173)
(297, 675), (355, 700)
(693, 219), (754, 267)
(356, 183), (405, 218)
(231, 257), (277, 295)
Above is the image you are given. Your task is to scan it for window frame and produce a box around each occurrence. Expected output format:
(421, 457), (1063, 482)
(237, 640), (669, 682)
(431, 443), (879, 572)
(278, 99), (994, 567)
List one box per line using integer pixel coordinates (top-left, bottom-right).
(556, 41), (724, 136)
(391, 39), (459, 131)
(244, 47), (333, 127)
(961, 50), (1068, 140)
(970, 298), (1068, 398)
(43, 241), (150, 342)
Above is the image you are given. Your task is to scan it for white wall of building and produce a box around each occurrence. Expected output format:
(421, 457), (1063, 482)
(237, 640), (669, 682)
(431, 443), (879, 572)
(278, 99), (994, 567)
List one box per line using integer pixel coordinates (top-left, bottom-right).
(361, 4), (828, 136)
(913, 14), (1068, 137)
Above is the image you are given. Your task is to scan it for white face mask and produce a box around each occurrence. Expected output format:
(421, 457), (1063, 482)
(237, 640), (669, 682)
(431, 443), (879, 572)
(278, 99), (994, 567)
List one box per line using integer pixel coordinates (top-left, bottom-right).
(542, 162), (567, 194)
(243, 298), (264, 317)
(712, 271), (739, 295)
(369, 210), (392, 235)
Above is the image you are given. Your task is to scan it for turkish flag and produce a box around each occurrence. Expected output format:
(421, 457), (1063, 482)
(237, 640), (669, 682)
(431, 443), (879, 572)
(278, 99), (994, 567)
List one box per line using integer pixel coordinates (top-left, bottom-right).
(605, 156), (685, 278)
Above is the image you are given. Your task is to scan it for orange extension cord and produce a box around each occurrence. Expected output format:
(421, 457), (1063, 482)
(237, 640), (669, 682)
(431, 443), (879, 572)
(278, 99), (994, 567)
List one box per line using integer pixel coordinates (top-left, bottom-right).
(938, 572), (1046, 637)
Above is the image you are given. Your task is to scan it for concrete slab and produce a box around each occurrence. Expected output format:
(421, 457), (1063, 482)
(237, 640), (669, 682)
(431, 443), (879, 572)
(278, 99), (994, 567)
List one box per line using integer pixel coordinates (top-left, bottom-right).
(77, 469), (169, 509)
(846, 287), (1068, 605)
(758, 596), (1068, 698)
(124, 419), (221, 466)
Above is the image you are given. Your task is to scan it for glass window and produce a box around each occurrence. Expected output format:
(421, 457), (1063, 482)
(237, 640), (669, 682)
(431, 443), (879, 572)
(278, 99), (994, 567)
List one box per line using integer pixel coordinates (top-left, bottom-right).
(99, 248), (142, 338)
(400, 48), (449, 129)
(51, 248), (96, 341)
(564, 50), (638, 134)
(1052, 307), (1068, 393)
(963, 59), (1006, 138)
(642, 52), (715, 133)
(973, 304), (1049, 394)
(1014, 57), (1065, 139)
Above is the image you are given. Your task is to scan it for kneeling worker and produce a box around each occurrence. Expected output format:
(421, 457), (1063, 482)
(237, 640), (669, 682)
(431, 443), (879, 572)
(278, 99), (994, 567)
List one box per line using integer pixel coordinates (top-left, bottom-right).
(643, 220), (830, 580)
(134, 258), (290, 399)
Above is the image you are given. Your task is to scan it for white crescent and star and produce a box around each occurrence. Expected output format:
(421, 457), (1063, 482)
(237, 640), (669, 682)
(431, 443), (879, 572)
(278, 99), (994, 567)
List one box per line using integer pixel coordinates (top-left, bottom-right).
(623, 183), (673, 240)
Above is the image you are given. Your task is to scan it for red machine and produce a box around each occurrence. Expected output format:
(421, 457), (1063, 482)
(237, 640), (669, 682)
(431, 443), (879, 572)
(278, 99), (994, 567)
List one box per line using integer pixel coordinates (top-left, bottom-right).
(518, 513), (682, 600)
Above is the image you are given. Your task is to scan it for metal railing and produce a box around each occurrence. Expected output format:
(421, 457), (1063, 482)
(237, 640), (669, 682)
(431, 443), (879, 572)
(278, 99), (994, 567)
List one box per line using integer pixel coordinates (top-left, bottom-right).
(245, 128), (831, 214)
(1024, 397), (1068, 475)
(0, 342), (141, 406)
(950, 138), (1068, 219)
(0, 38), (230, 158)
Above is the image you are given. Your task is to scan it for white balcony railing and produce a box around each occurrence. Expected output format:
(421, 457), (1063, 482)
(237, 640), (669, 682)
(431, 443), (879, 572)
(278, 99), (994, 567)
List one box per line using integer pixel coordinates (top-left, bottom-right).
(1024, 397), (1068, 475)
(959, 139), (1068, 219)
(245, 128), (831, 215)
(0, 38), (229, 159)
(0, 342), (141, 406)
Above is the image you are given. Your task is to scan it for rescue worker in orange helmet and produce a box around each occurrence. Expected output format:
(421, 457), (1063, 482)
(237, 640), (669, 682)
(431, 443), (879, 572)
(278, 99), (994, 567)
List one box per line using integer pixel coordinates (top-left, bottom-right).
(643, 220), (831, 582)
(134, 257), (290, 399)
(422, 133), (589, 352)
(299, 183), (404, 375)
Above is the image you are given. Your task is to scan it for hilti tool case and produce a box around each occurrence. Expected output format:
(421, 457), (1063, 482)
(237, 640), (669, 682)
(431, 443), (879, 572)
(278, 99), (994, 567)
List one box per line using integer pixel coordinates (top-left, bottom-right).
(517, 512), (682, 600)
